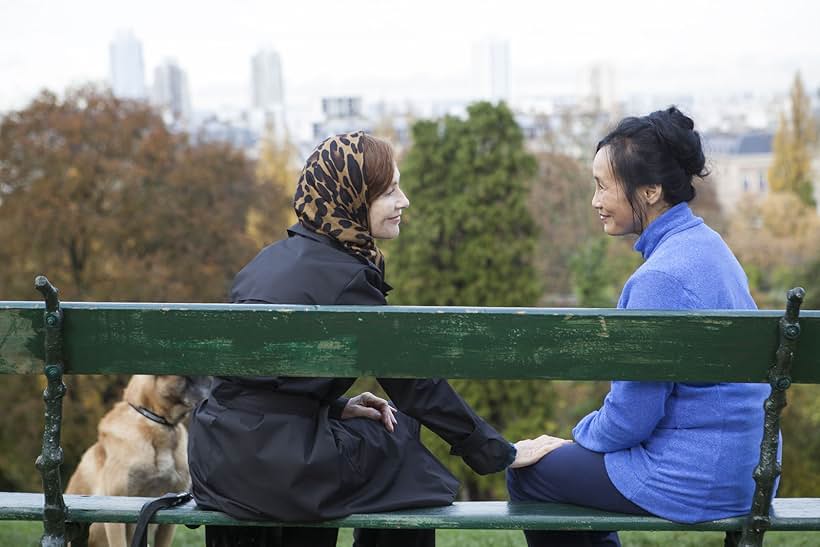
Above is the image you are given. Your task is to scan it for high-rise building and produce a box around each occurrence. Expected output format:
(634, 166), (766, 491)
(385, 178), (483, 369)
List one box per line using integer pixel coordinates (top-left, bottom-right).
(587, 63), (617, 113)
(109, 30), (146, 100)
(251, 49), (284, 111)
(152, 59), (192, 123)
(473, 38), (511, 102)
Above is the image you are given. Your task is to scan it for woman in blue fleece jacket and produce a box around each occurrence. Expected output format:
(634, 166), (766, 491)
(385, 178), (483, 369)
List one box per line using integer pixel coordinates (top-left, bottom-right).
(506, 107), (771, 547)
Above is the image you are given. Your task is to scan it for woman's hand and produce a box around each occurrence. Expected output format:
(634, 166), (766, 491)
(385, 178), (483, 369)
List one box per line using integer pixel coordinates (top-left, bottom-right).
(341, 391), (398, 432)
(510, 435), (572, 469)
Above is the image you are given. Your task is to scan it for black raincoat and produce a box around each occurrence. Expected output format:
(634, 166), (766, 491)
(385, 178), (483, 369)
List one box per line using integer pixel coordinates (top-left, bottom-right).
(188, 223), (515, 522)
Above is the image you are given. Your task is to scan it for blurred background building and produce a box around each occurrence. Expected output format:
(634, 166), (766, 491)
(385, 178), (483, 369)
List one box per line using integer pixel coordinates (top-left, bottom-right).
(109, 29), (146, 100)
(473, 38), (511, 103)
(151, 59), (192, 125)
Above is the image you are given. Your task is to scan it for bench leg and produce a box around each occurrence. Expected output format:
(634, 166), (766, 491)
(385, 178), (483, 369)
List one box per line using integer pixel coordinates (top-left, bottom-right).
(739, 287), (805, 547)
(724, 530), (741, 546)
(66, 523), (90, 547)
(34, 276), (69, 547)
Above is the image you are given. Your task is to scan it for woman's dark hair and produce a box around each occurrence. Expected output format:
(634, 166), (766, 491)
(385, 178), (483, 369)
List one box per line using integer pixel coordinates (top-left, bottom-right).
(361, 134), (396, 205)
(596, 106), (710, 231)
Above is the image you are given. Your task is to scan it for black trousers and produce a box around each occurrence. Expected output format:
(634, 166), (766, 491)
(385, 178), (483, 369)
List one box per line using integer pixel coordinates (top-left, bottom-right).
(506, 443), (651, 547)
(204, 526), (435, 547)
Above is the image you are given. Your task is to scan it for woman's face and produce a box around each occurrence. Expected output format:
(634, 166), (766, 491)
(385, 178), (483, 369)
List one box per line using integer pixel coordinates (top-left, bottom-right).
(591, 146), (638, 236)
(368, 164), (410, 240)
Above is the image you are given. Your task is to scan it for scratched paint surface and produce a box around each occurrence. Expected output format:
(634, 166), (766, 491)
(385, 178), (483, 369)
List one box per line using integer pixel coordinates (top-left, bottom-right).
(0, 305), (44, 373)
(0, 303), (817, 383)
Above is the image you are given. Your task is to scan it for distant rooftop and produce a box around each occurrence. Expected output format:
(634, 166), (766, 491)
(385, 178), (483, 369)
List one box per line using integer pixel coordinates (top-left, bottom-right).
(704, 131), (773, 155)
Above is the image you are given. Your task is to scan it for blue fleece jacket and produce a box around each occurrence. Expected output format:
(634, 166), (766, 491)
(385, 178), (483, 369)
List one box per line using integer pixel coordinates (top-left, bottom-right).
(572, 202), (772, 523)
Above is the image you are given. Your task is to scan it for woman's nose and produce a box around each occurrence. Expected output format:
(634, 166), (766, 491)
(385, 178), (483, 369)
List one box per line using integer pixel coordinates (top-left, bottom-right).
(398, 189), (410, 209)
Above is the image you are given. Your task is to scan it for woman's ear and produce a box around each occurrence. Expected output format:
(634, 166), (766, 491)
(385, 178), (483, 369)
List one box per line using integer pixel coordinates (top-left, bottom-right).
(644, 184), (664, 206)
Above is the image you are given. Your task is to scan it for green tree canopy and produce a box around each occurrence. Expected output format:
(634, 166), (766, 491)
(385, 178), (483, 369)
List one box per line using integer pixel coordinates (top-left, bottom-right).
(386, 101), (540, 307)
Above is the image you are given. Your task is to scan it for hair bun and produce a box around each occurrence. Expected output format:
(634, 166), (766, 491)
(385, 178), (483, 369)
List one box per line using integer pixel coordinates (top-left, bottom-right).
(647, 106), (708, 178)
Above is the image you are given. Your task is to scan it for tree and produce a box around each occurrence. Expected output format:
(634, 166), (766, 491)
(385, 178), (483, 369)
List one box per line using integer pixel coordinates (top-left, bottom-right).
(763, 237), (820, 497)
(801, 257), (820, 310)
(0, 86), (268, 302)
(724, 183), (820, 498)
(690, 173), (727, 234)
(769, 72), (817, 208)
(383, 102), (545, 499)
(0, 86), (277, 490)
(528, 152), (600, 304)
(386, 101), (541, 307)
(568, 235), (640, 307)
(727, 192), (820, 308)
(248, 125), (298, 248)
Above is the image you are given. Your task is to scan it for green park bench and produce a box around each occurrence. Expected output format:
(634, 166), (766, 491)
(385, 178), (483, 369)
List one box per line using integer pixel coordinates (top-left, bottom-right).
(0, 276), (819, 547)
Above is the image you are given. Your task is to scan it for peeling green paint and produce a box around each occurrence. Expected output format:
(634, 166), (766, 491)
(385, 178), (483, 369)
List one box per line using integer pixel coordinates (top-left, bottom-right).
(1, 304), (817, 382)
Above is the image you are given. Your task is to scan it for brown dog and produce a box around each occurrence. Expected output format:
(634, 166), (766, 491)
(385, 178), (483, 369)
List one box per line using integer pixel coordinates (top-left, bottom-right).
(66, 375), (210, 547)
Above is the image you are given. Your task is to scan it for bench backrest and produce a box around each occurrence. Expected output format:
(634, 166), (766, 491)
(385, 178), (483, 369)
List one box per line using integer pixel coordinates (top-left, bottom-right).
(0, 278), (816, 547)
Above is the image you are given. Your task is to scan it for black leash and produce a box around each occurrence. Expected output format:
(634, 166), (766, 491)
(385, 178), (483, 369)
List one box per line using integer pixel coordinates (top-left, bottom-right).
(130, 491), (193, 547)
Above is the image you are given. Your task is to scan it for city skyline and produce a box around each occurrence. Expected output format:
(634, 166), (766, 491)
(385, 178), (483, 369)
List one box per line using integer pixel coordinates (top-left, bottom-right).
(2, 0), (819, 116)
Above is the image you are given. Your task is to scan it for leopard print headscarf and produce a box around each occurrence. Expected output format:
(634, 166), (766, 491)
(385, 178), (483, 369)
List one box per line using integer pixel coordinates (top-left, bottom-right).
(293, 131), (385, 270)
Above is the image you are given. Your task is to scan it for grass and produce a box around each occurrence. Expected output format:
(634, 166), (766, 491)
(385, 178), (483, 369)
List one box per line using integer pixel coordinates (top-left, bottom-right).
(3, 521), (820, 546)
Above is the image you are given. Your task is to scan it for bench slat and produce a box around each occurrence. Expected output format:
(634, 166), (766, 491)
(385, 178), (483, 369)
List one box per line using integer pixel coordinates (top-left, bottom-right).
(1, 494), (819, 531)
(0, 305), (42, 375)
(1, 304), (819, 382)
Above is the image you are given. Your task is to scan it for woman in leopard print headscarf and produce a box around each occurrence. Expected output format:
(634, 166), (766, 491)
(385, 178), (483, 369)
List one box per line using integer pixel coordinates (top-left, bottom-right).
(293, 130), (386, 271)
(189, 132), (516, 547)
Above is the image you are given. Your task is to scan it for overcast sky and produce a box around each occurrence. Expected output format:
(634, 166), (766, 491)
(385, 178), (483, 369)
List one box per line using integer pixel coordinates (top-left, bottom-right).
(1, 0), (818, 113)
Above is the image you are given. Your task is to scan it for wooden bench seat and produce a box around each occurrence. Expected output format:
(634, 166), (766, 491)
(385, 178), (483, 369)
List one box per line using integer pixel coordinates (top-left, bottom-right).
(3, 493), (820, 532)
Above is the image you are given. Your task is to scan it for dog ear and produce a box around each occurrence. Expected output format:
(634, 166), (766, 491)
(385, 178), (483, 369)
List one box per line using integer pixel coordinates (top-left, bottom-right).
(146, 376), (176, 411)
(123, 375), (153, 405)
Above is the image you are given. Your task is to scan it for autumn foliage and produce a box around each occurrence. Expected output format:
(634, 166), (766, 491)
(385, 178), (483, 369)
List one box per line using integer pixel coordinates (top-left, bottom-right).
(0, 87), (292, 490)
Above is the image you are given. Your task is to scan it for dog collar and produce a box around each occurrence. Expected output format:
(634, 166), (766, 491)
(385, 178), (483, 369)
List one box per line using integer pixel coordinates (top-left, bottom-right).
(129, 403), (174, 427)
